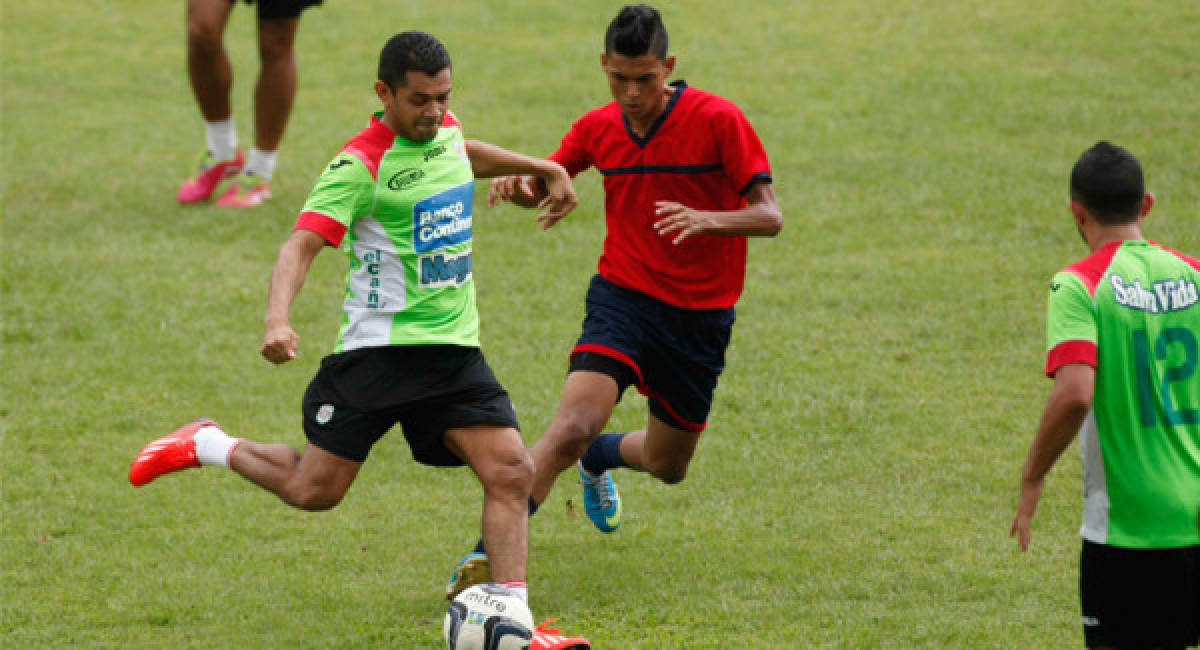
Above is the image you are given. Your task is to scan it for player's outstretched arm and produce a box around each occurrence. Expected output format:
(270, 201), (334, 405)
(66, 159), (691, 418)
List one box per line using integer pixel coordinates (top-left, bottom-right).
(261, 229), (326, 365)
(653, 180), (783, 245)
(488, 175), (547, 211)
(465, 139), (577, 228)
(1009, 362), (1094, 551)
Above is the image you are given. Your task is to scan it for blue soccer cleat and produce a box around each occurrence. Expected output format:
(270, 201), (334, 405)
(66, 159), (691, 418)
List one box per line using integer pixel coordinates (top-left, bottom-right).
(577, 460), (621, 533)
(445, 551), (490, 600)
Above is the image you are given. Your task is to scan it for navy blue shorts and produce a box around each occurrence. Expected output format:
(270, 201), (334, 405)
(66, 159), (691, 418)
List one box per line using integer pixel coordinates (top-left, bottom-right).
(569, 274), (735, 432)
(302, 345), (519, 466)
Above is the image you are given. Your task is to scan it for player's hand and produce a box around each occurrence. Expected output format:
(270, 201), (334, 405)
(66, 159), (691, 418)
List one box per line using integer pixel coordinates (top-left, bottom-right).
(535, 165), (578, 230)
(261, 322), (299, 365)
(488, 175), (544, 209)
(653, 201), (717, 244)
(1009, 478), (1044, 551)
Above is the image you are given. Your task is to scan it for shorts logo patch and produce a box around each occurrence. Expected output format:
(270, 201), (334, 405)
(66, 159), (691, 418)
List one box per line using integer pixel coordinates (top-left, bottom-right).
(1081, 616), (1099, 627)
(316, 403), (335, 425)
(413, 181), (474, 253)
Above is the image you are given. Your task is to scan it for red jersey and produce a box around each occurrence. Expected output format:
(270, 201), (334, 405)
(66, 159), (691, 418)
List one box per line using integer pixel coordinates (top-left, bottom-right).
(550, 81), (773, 309)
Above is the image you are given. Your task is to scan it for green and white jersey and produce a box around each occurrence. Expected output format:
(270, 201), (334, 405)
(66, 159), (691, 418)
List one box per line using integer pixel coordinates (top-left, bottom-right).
(294, 112), (477, 352)
(1045, 240), (1200, 548)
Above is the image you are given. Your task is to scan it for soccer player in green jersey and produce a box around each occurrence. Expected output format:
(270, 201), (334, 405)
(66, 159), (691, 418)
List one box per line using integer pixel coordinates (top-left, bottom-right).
(1010, 142), (1200, 649)
(131, 32), (586, 630)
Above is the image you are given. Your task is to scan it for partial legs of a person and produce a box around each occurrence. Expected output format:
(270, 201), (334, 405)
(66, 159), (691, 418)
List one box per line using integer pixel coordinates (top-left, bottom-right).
(230, 440), (359, 510)
(445, 371), (618, 599)
(129, 419), (361, 510)
(178, 0), (243, 202)
(529, 370), (621, 504)
(216, 15), (300, 206)
(443, 424), (534, 602)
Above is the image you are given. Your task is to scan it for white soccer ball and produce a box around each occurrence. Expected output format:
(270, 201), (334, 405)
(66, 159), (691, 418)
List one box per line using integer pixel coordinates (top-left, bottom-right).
(444, 584), (534, 650)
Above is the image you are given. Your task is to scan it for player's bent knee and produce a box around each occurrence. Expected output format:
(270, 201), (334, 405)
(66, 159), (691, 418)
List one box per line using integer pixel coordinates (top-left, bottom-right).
(186, 23), (224, 52)
(646, 460), (688, 485)
(479, 451), (534, 498)
(281, 484), (345, 511)
(549, 414), (603, 456)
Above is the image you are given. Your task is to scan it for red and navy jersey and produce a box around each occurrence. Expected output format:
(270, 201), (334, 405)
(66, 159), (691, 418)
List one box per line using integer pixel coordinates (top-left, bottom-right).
(550, 81), (772, 309)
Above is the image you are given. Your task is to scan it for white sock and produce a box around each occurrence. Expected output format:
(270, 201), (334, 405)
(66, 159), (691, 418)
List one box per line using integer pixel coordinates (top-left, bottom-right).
(500, 581), (528, 603)
(244, 147), (278, 182)
(193, 425), (239, 467)
(205, 117), (238, 162)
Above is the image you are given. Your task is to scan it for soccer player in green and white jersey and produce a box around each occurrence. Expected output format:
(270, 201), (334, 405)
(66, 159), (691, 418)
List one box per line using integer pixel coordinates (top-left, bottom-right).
(1010, 142), (1200, 649)
(131, 34), (588, 636)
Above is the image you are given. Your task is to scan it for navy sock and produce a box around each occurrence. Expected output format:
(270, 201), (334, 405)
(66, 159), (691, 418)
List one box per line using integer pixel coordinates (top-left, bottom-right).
(473, 496), (539, 554)
(580, 432), (629, 475)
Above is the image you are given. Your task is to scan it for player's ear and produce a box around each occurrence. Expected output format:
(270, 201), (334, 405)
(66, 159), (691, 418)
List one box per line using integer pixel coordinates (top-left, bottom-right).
(601, 52), (608, 68)
(1139, 192), (1155, 218)
(663, 55), (676, 76)
(374, 80), (393, 105)
(1068, 200), (1089, 228)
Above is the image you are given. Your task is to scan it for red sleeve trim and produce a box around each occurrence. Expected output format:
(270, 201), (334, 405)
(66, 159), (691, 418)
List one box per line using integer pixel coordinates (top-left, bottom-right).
(1045, 340), (1098, 378)
(294, 211), (348, 247)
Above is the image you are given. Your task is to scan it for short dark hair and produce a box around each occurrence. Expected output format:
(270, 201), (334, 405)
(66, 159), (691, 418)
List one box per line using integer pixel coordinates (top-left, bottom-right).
(1069, 141), (1145, 224)
(605, 5), (668, 59)
(377, 31), (451, 90)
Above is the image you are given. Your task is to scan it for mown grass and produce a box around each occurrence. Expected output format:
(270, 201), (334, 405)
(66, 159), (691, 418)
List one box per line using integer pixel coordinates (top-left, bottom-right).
(2, 1), (1197, 647)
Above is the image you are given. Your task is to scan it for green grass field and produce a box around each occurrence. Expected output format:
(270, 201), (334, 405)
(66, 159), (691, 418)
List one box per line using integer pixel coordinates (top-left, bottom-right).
(3, 1), (1198, 647)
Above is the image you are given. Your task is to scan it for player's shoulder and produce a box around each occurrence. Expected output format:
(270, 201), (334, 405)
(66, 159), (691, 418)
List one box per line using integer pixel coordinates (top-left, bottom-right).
(1149, 240), (1200, 272)
(1055, 242), (1125, 296)
(573, 101), (623, 129)
(330, 115), (398, 180)
(676, 82), (748, 119)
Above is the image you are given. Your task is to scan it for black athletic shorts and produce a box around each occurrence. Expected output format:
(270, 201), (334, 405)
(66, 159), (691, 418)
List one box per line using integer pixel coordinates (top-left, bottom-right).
(568, 274), (735, 432)
(301, 345), (519, 466)
(1080, 540), (1200, 649)
(230, 0), (322, 20)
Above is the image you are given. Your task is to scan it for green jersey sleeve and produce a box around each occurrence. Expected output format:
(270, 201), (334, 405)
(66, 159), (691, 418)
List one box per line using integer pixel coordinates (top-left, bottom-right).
(299, 153), (376, 231)
(1045, 271), (1098, 376)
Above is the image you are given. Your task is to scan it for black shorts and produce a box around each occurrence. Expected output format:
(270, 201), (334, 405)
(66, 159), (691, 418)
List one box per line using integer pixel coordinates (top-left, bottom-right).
(230, 0), (322, 20)
(569, 274), (735, 432)
(1080, 540), (1200, 649)
(301, 345), (519, 466)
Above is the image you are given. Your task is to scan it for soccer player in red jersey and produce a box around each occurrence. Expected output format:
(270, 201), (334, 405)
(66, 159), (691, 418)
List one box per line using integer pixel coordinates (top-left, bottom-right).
(447, 4), (782, 596)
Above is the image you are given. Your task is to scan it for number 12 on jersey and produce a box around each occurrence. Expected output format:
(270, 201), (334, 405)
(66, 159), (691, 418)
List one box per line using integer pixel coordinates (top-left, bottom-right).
(1133, 327), (1199, 427)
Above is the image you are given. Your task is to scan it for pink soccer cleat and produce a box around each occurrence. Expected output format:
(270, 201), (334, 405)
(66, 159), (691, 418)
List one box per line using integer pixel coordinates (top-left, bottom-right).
(177, 151), (244, 203)
(531, 620), (591, 650)
(129, 419), (215, 486)
(215, 171), (271, 207)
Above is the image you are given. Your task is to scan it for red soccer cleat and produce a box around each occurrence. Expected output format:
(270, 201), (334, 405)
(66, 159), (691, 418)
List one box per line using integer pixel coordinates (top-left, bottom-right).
(531, 619), (590, 650)
(214, 171), (271, 207)
(177, 151), (243, 203)
(129, 419), (215, 486)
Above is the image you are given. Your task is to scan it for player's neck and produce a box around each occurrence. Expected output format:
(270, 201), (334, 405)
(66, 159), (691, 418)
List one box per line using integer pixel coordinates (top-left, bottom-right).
(1089, 224), (1144, 252)
(625, 85), (675, 137)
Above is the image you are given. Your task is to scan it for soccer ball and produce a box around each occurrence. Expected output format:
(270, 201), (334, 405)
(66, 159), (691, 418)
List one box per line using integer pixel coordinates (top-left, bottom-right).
(444, 584), (534, 650)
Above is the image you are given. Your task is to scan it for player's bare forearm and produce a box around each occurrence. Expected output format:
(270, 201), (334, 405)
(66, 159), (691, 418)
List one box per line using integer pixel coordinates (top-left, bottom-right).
(1020, 363), (1095, 484)
(261, 229), (324, 363)
(1010, 362), (1094, 550)
(465, 140), (559, 182)
(467, 140), (577, 227)
(653, 181), (782, 244)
